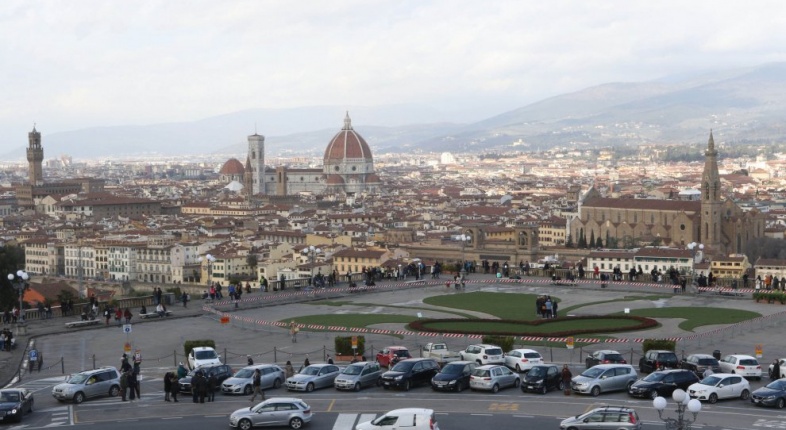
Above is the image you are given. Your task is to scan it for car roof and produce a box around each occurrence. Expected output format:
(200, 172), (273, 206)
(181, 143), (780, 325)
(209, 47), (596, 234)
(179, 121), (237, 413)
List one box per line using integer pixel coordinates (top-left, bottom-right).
(650, 350), (677, 353)
(700, 373), (738, 378)
(471, 344), (500, 348)
(261, 397), (306, 403)
(347, 361), (375, 366)
(476, 364), (506, 370)
(727, 354), (757, 359)
(398, 357), (436, 363)
(688, 353), (715, 358)
(443, 360), (474, 365)
(82, 366), (118, 374)
(589, 406), (636, 413)
(192, 346), (215, 350)
(385, 346), (408, 350)
(590, 363), (632, 369)
(509, 348), (540, 353)
(653, 369), (693, 374)
(384, 408), (434, 415)
(595, 349), (621, 354)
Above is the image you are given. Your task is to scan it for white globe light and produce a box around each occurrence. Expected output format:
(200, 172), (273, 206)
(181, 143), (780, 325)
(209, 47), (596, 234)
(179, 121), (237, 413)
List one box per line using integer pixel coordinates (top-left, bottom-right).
(16, 270), (24, 277)
(653, 396), (667, 410)
(672, 388), (686, 403)
(687, 398), (702, 413)
(7, 274), (13, 281)
(21, 272), (29, 280)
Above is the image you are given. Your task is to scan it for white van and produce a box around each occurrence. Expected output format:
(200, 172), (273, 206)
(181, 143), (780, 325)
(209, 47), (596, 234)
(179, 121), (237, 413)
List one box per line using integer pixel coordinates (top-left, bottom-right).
(355, 408), (439, 430)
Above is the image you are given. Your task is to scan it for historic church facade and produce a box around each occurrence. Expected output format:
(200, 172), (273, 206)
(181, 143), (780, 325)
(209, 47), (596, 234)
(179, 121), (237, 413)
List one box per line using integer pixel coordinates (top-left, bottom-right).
(568, 132), (765, 257)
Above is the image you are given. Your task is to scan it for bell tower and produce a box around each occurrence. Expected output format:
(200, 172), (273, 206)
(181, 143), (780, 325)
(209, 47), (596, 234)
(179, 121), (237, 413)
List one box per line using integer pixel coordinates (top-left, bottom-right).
(27, 125), (44, 186)
(701, 130), (723, 252)
(247, 133), (265, 195)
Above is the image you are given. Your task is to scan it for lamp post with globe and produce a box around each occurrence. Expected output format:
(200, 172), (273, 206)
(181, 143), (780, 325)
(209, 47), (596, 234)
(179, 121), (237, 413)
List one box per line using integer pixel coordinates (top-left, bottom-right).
(198, 254), (216, 287)
(458, 234), (471, 280)
(8, 270), (30, 326)
(653, 388), (702, 430)
(301, 246), (321, 285)
(686, 242), (704, 286)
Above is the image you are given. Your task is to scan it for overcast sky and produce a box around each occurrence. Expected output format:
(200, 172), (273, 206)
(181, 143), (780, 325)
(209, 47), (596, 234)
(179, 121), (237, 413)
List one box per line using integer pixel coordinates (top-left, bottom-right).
(2, 0), (785, 144)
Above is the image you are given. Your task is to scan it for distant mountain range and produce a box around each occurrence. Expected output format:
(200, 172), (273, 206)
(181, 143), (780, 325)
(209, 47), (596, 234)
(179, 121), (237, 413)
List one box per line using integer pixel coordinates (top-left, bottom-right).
(6, 63), (786, 160)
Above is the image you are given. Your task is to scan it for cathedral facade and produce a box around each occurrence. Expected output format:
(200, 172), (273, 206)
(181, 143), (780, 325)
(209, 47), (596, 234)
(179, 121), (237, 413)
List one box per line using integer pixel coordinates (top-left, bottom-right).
(234, 112), (381, 197)
(568, 132), (765, 257)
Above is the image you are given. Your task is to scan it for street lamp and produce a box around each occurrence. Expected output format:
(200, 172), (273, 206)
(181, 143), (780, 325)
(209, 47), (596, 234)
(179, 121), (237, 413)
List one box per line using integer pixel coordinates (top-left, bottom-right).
(8, 270), (29, 323)
(198, 254), (216, 286)
(653, 388), (702, 430)
(458, 234), (471, 279)
(301, 246), (321, 284)
(397, 264), (402, 281)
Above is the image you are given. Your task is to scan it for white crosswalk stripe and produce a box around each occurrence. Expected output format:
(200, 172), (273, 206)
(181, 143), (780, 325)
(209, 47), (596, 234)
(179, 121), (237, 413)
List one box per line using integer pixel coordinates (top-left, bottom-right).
(332, 413), (378, 430)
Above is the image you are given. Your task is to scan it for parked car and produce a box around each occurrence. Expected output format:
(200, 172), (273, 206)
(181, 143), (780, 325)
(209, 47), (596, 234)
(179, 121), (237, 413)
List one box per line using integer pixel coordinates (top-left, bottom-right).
(421, 343), (462, 365)
(585, 350), (626, 369)
(380, 358), (440, 391)
(571, 364), (638, 397)
(229, 397), (312, 430)
(52, 366), (121, 404)
(769, 358), (786, 379)
(521, 364), (563, 394)
(222, 364), (285, 395)
(188, 346), (222, 370)
(334, 361), (382, 391)
(0, 388), (34, 423)
(681, 354), (722, 377)
(355, 408), (439, 430)
(627, 369), (699, 399)
(559, 406), (641, 430)
(503, 348), (543, 373)
(719, 354), (762, 380)
(285, 364), (341, 392)
(460, 344), (504, 365)
(687, 373), (750, 403)
(638, 350), (679, 373)
(375, 346), (411, 368)
(179, 364), (233, 393)
(752, 378), (786, 409)
(431, 361), (475, 392)
(469, 364), (520, 393)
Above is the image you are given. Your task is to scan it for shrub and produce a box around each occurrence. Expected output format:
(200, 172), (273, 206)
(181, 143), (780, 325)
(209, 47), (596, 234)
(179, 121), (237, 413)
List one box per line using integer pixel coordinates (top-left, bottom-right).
(184, 339), (216, 357)
(407, 315), (658, 337)
(642, 339), (676, 353)
(482, 335), (515, 352)
(334, 335), (365, 356)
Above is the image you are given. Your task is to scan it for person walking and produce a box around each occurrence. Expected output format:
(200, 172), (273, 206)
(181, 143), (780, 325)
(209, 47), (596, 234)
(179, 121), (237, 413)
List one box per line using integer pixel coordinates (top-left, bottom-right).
(561, 364), (573, 396)
(164, 371), (173, 401)
(126, 371), (137, 402)
(249, 368), (264, 402)
(284, 361), (295, 379)
(169, 373), (179, 402)
(181, 291), (188, 308)
(123, 308), (132, 324)
(119, 370), (128, 401)
(191, 371), (203, 403)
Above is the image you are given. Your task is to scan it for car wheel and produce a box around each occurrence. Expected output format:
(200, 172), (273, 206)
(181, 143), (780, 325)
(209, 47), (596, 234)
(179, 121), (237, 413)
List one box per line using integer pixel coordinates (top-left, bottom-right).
(238, 418), (253, 430)
(73, 392), (85, 404)
(29, 399), (34, 412)
(383, 385), (389, 390)
(558, 381), (565, 391)
(514, 379), (520, 388)
(306, 383), (315, 393)
(243, 385), (253, 395)
(404, 380), (411, 391)
(492, 384), (499, 393)
(590, 386), (601, 397)
(709, 393), (718, 404)
(515, 364), (522, 373)
(354, 383), (361, 392)
(776, 398), (785, 409)
(109, 385), (120, 397)
(540, 385), (548, 395)
(456, 382), (463, 392)
(289, 417), (304, 429)
(650, 390), (659, 400)
(274, 378), (282, 389)
(741, 389), (750, 400)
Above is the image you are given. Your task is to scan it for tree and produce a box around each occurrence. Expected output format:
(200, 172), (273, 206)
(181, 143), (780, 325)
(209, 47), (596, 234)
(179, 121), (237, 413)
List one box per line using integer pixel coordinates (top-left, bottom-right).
(589, 230), (596, 249)
(246, 254), (258, 277)
(0, 245), (26, 311)
(578, 228), (587, 248)
(566, 234), (574, 248)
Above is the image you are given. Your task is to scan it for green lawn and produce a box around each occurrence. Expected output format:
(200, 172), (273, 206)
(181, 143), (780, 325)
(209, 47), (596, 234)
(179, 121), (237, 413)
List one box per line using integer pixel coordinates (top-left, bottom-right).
(420, 318), (645, 335)
(423, 292), (552, 320)
(618, 307), (760, 331)
(559, 295), (672, 314)
(284, 313), (417, 328)
(308, 299), (478, 319)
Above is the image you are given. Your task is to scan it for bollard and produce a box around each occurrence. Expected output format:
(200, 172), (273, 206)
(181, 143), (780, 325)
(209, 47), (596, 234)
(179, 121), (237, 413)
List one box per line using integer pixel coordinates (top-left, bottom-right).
(274, 347), (277, 363)
(92, 354), (96, 370)
(61, 356), (65, 374)
(174, 350), (178, 368)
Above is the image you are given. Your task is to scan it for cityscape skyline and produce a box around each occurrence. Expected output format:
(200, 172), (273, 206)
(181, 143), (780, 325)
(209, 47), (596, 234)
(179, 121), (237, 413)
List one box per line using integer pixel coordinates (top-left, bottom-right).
(2, 1), (786, 152)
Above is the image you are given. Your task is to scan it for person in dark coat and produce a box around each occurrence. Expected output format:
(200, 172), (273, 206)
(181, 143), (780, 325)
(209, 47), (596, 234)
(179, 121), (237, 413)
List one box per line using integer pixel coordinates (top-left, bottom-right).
(119, 370), (128, 401)
(164, 371), (173, 401)
(207, 372), (217, 402)
(191, 371), (202, 403)
(773, 360), (782, 380)
(561, 364), (573, 395)
(169, 373), (179, 402)
(126, 372), (137, 401)
(197, 372), (208, 403)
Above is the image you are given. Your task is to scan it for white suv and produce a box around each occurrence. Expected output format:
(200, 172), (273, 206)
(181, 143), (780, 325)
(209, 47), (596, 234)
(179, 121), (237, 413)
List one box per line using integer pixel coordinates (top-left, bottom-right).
(460, 344), (504, 365)
(718, 354), (762, 380)
(188, 346), (222, 370)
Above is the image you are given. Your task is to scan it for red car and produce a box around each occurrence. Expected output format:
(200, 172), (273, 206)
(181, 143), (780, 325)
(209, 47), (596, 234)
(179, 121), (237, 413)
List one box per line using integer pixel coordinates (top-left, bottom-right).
(376, 346), (411, 368)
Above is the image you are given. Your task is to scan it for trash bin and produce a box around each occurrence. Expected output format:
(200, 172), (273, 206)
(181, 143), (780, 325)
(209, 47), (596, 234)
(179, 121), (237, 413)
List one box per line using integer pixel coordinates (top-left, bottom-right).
(163, 292), (175, 306)
(713, 350), (721, 360)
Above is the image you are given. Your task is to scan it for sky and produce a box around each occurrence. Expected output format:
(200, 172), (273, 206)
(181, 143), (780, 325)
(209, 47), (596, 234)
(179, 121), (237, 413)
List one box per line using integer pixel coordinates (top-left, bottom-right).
(2, 0), (786, 146)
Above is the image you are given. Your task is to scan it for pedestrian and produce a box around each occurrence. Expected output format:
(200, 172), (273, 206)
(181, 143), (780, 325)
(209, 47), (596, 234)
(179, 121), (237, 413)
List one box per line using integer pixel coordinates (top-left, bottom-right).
(247, 355), (254, 365)
(127, 371), (137, 401)
(181, 291), (188, 308)
(207, 372), (217, 401)
(115, 307), (122, 326)
(561, 364), (573, 396)
(169, 373), (179, 402)
(119, 370), (128, 401)
(772, 359), (782, 380)
(327, 354), (334, 365)
(249, 368), (264, 402)
(192, 370), (203, 403)
(552, 300), (558, 318)
(303, 356), (310, 368)
(124, 308), (132, 324)
(37, 351), (43, 371)
(164, 371), (173, 401)
(703, 367), (714, 379)
(121, 354), (132, 373)
(177, 362), (188, 379)
(104, 305), (112, 325)
(285, 360), (295, 379)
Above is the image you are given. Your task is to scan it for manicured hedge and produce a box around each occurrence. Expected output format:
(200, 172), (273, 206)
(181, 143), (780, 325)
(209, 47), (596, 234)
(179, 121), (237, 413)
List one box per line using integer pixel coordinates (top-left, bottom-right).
(407, 315), (658, 337)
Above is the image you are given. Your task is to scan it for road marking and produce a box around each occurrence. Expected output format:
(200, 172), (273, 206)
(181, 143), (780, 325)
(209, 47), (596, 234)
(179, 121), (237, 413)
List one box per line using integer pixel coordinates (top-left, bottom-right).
(326, 398), (335, 412)
(333, 413), (359, 429)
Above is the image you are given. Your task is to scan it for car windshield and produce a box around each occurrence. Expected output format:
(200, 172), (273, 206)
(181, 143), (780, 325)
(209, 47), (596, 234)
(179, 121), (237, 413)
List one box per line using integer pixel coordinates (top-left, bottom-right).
(195, 350), (217, 360)
(643, 372), (667, 382)
(392, 362), (414, 372)
(698, 358), (718, 365)
(0, 392), (19, 402)
(471, 369), (491, 377)
(394, 350), (410, 357)
(527, 367), (547, 377)
(234, 368), (255, 378)
(581, 367), (604, 378)
(523, 352), (541, 359)
(440, 363), (464, 375)
(67, 373), (89, 384)
(701, 375), (722, 386)
(301, 366), (320, 376)
(342, 365), (363, 375)
(485, 348), (502, 355)
(766, 380), (786, 390)
(605, 354), (624, 361)
(739, 359), (758, 366)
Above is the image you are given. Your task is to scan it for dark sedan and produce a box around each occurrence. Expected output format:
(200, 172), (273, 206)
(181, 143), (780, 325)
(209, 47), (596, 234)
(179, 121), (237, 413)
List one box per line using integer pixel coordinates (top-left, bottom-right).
(522, 364), (563, 394)
(431, 361), (475, 392)
(178, 364), (233, 393)
(0, 388), (34, 423)
(628, 369), (698, 399)
(752, 379), (786, 409)
(585, 350), (626, 369)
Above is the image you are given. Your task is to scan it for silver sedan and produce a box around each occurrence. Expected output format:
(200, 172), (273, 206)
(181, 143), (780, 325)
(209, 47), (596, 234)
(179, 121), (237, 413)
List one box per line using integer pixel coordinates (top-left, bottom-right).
(285, 364), (341, 392)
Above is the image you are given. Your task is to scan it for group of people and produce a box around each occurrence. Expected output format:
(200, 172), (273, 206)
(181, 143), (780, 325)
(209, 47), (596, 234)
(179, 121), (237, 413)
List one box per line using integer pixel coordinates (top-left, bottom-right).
(119, 351), (142, 401)
(2, 307), (21, 324)
(535, 295), (558, 318)
(0, 328), (15, 351)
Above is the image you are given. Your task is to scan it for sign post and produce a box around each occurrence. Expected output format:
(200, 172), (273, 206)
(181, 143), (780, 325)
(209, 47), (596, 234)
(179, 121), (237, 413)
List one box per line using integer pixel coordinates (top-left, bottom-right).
(566, 336), (574, 350)
(755, 344), (763, 359)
